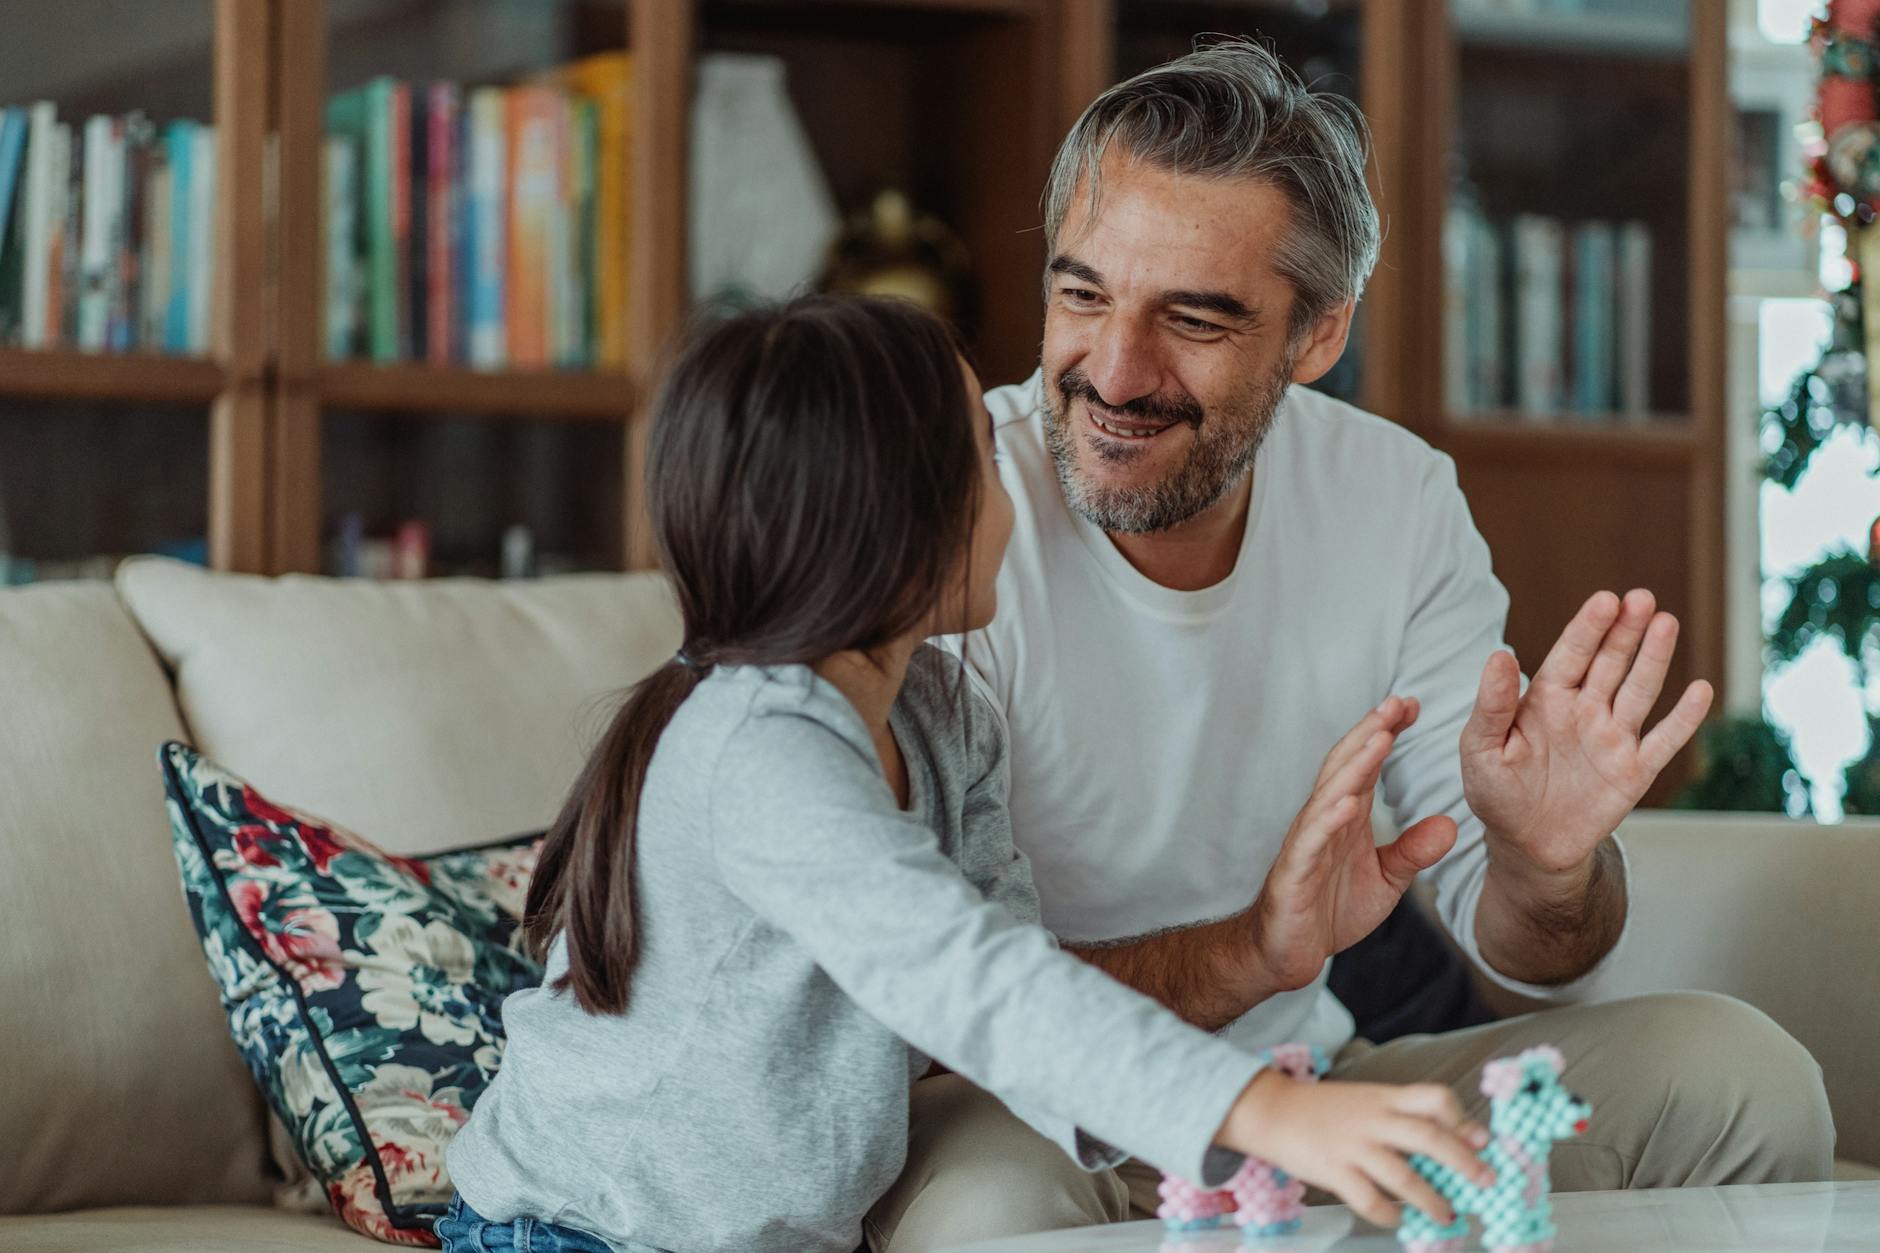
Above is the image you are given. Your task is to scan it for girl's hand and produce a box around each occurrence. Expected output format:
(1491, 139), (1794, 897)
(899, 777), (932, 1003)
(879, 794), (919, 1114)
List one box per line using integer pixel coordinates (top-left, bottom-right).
(1216, 1070), (1496, 1229)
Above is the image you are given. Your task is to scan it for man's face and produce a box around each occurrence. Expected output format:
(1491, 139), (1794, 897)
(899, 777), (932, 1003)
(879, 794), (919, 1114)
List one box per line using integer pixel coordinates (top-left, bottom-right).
(1042, 154), (1333, 535)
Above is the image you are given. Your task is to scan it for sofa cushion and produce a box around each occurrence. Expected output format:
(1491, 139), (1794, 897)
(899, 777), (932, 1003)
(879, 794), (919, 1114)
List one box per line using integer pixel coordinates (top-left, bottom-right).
(163, 742), (545, 1246)
(0, 582), (274, 1215)
(0, 1204), (384, 1251)
(116, 556), (683, 856)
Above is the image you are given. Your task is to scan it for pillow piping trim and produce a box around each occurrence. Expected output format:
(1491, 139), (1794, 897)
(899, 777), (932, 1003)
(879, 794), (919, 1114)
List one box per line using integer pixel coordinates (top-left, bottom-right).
(160, 740), (447, 1234)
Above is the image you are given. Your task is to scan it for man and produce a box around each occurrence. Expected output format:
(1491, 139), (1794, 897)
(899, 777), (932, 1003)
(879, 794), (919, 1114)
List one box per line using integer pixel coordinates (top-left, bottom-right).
(866, 38), (1834, 1253)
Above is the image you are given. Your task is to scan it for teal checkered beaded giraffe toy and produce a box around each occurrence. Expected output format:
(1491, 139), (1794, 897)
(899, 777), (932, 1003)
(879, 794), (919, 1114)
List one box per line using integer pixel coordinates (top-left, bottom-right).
(1397, 1046), (1590, 1253)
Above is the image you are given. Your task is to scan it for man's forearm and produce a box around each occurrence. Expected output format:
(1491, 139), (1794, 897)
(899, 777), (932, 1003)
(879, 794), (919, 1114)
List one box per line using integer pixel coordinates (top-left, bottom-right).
(1473, 837), (1626, 986)
(1066, 909), (1276, 1032)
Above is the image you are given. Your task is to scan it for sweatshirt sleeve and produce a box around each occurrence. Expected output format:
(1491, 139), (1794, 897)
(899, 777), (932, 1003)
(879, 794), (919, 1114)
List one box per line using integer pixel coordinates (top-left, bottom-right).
(1382, 453), (1633, 998)
(708, 705), (1262, 1185)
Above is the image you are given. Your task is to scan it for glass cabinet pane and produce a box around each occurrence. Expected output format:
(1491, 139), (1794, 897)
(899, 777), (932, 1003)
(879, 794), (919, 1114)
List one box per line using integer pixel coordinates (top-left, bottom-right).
(1446, 0), (1692, 424)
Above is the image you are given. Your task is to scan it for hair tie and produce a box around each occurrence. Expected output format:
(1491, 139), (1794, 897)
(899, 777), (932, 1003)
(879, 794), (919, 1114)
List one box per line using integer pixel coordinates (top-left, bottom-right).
(675, 650), (707, 672)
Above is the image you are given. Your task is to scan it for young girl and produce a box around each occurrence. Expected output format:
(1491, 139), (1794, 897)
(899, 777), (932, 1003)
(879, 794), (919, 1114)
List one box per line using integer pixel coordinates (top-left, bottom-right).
(440, 295), (1493, 1253)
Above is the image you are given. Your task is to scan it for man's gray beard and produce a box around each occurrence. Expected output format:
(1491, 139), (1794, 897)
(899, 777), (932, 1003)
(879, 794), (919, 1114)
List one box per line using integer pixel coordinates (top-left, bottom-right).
(1043, 365), (1291, 536)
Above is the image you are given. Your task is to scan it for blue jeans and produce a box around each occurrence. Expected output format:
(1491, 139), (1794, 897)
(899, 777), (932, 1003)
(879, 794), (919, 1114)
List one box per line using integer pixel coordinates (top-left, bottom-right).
(433, 1193), (631, 1253)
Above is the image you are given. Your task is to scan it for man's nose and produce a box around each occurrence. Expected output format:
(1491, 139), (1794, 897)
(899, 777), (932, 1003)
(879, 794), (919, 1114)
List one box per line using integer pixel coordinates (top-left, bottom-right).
(1082, 317), (1161, 408)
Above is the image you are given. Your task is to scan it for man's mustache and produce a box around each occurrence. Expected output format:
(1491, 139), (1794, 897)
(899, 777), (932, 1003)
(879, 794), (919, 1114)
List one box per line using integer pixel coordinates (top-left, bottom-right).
(1057, 368), (1205, 429)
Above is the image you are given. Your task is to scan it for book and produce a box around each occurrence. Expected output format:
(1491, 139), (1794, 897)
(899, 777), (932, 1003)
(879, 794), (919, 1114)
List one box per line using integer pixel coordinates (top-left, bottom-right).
(1616, 221), (1651, 418)
(328, 78), (405, 362)
(1570, 220), (1616, 418)
(54, 119), (78, 346)
(1443, 202), (1473, 414)
(0, 108), (28, 343)
(466, 86), (507, 369)
(1470, 214), (1505, 412)
(78, 114), (120, 351)
(141, 137), (171, 350)
(538, 51), (632, 371)
(506, 85), (559, 370)
(164, 119), (194, 353)
(324, 135), (358, 359)
(187, 123), (215, 353)
(1511, 213), (1565, 418)
(117, 113), (153, 352)
(408, 84), (428, 362)
(426, 81), (459, 366)
(20, 102), (57, 348)
(571, 96), (598, 370)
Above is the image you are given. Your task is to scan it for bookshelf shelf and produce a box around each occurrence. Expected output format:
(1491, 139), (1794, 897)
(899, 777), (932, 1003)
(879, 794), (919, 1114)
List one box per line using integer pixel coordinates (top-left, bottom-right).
(1454, 8), (1687, 60)
(1438, 417), (1698, 467)
(710, 0), (1044, 15)
(0, 347), (225, 405)
(318, 362), (637, 423)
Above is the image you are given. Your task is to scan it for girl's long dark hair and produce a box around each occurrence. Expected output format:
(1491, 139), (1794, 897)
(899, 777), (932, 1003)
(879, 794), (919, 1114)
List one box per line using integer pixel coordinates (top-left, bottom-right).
(522, 295), (982, 1014)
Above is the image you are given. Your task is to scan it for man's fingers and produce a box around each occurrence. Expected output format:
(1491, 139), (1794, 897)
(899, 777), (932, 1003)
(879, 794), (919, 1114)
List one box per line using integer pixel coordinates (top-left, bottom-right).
(1458, 650), (1520, 757)
(1583, 589), (1655, 707)
(1531, 590), (1622, 689)
(1613, 612), (1679, 734)
(1270, 795), (1357, 889)
(1639, 680), (1715, 775)
(1374, 815), (1458, 892)
(1361, 1150), (1454, 1227)
(1317, 696), (1418, 788)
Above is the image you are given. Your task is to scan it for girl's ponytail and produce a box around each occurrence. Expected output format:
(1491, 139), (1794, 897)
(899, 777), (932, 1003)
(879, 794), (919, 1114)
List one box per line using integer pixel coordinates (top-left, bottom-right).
(522, 655), (709, 1014)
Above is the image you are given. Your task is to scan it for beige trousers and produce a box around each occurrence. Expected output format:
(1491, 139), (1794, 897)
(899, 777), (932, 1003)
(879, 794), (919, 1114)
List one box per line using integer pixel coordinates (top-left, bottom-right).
(864, 992), (1836, 1253)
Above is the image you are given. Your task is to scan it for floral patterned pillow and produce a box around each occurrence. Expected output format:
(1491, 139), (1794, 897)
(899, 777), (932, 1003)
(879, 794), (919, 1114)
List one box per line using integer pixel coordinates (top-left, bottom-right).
(160, 741), (545, 1246)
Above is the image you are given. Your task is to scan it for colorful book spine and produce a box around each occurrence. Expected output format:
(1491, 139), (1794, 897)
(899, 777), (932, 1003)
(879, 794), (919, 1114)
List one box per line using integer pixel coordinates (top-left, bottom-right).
(1570, 220), (1616, 418)
(53, 119), (77, 347)
(467, 87), (507, 368)
(324, 134), (358, 360)
(1617, 221), (1652, 418)
(427, 81), (458, 366)
(0, 108), (29, 344)
(1443, 202), (1473, 415)
(141, 137), (171, 350)
(506, 85), (557, 370)
(20, 102), (57, 348)
(78, 114), (118, 351)
(1470, 214), (1505, 413)
(407, 84), (428, 362)
(1512, 213), (1565, 418)
(164, 119), (194, 353)
(187, 123), (215, 354)
(541, 52), (632, 371)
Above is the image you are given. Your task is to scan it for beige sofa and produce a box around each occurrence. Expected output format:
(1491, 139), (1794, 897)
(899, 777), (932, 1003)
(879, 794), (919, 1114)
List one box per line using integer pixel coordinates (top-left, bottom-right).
(2, 558), (1874, 1251)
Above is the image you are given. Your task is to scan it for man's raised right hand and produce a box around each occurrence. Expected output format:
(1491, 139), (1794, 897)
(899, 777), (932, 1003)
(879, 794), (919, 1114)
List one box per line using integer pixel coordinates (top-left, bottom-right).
(1245, 697), (1459, 998)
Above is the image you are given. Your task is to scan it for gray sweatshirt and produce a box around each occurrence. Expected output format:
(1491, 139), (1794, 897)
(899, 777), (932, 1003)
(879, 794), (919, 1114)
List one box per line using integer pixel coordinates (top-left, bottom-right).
(445, 647), (1264, 1253)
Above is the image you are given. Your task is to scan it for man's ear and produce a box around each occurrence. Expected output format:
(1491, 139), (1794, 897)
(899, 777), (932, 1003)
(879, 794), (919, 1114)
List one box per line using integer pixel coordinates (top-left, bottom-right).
(1289, 299), (1356, 386)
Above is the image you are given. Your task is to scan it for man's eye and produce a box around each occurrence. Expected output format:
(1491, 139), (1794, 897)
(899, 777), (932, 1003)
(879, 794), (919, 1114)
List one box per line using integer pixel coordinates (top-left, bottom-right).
(1062, 288), (1099, 303)
(1174, 315), (1221, 333)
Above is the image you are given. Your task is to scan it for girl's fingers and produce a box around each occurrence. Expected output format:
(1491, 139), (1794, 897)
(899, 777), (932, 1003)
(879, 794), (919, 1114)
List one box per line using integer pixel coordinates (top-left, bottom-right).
(1390, 1082), (1468, 1128)
(1329, 1168), (1399, 1229)
(1361, 1149), (1455, 1227)
(1382, 1116), (1495, 1191)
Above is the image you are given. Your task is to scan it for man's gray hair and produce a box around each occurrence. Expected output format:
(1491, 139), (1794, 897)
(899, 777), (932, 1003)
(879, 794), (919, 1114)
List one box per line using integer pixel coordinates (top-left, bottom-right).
(1043, 38), (1381, 340)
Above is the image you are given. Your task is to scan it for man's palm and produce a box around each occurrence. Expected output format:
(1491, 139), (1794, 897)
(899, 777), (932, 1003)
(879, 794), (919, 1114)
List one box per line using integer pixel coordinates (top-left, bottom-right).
(1252, 699), (1457, 993)
(1461, 590), (1713, 874)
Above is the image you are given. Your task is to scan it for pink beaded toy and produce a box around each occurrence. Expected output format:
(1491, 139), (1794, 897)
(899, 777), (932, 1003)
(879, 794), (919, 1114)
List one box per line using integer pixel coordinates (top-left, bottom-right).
(1157, 1043), (1327, 1241)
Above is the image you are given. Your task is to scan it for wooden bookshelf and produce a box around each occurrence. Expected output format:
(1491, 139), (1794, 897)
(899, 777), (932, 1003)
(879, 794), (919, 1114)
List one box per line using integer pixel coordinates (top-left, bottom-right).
(0, 347), (224, 404)
(317, 363), (636, 423)
(1, 0), (1731, 764)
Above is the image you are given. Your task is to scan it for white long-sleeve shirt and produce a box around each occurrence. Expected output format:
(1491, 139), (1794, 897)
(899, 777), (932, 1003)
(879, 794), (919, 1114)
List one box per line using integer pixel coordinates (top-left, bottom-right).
(970, 372), (1623, 1060)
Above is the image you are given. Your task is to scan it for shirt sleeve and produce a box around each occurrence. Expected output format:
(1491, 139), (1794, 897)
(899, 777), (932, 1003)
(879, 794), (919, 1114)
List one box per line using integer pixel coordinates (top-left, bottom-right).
(708, 705), (1262, 1185)
(1380, 453), (1633, 999)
